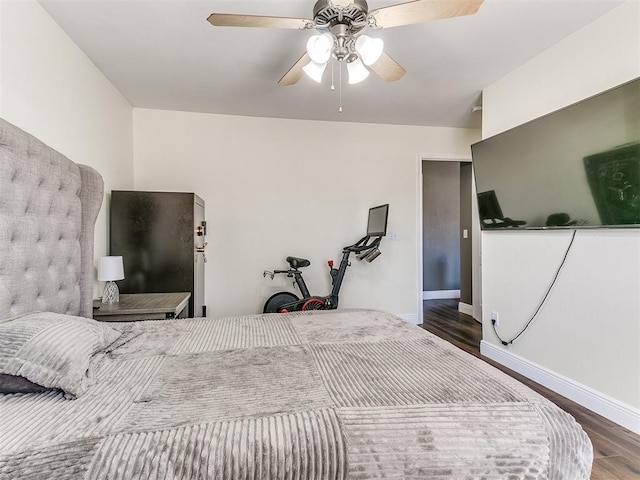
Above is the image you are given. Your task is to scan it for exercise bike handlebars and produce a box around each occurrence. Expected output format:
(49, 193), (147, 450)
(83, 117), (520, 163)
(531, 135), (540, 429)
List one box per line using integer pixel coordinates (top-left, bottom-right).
(344, 235), (382, 262)
(343, 235), (378, 251)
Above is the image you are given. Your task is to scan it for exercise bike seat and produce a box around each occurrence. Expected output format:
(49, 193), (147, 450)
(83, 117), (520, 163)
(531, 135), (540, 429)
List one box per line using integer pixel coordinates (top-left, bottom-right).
(286, 256), (310, 269)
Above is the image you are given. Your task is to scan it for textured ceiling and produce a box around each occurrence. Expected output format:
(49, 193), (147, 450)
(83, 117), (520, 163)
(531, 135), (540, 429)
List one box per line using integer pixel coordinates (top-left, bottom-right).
(39, 0), (625, 128)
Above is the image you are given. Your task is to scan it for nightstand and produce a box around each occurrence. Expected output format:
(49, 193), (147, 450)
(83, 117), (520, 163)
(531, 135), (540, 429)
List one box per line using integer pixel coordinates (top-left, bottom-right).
(92, 292), (191, 322)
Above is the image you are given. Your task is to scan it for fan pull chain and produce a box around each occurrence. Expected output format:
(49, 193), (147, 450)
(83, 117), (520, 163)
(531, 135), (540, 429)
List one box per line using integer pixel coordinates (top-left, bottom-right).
(339, 62), (343, 113)
(331, 61), (335, 91)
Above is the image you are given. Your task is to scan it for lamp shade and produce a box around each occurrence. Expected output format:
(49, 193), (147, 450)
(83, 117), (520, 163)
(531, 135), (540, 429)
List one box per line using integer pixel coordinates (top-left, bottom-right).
(347, 58), (369, 84)
(355, 35), (384, 66)
(306, 33), (333, 64)
(98, 256), (124, 281)
(302, 60), (327, 83)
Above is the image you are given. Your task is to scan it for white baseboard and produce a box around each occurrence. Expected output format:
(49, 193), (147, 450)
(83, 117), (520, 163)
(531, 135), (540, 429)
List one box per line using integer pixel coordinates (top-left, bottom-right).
(422, 290), (460, 300)
(458, 302), (473, 316)
(480, 341), (640, 435)
(397, 313), (421, 324)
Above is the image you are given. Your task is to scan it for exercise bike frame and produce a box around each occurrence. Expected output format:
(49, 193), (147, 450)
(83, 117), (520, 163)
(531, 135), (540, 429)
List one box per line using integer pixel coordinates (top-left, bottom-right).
(263, 235), (382, 313)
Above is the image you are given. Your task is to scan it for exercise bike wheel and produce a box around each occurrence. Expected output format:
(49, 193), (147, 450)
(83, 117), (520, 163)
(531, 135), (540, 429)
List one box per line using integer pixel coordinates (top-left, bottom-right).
(301, 297), (326, 311)
(263, 292), (299, 314)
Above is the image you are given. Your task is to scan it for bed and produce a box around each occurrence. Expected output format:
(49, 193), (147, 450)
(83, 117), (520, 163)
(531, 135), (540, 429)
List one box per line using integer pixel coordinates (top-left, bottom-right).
(0, 118), (593, 479)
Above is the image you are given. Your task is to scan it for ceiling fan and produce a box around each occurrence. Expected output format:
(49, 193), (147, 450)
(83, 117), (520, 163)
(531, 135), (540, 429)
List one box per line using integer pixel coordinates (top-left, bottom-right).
(207, 0), (484, 86)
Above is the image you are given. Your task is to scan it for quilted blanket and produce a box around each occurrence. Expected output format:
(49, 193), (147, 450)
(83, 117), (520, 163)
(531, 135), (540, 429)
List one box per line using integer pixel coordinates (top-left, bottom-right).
(0, 309), (592, 479)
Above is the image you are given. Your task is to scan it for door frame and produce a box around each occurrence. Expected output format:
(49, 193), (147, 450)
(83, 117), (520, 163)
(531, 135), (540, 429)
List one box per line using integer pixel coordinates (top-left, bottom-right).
(416, 153), (480, 322)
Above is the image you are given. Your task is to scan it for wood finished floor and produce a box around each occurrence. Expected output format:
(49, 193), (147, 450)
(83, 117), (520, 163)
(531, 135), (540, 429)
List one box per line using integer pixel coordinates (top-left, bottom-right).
(421, 299), (640, 480)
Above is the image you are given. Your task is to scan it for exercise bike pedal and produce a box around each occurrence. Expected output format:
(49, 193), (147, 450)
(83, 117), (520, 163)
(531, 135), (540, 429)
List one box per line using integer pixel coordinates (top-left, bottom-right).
(263, 270), (275, 280)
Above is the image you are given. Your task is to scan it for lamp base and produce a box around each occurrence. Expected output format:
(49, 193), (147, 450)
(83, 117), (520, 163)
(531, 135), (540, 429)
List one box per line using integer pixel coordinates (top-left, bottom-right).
(102, 281), (120, 304)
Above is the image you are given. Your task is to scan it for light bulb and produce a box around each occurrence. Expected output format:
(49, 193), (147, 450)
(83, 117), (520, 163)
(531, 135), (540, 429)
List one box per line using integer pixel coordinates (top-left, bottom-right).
(303, 60), (327, 83)
(355, 35), (384, 66)
(306, 33), (333, 64)
(347, 58), (369, 84)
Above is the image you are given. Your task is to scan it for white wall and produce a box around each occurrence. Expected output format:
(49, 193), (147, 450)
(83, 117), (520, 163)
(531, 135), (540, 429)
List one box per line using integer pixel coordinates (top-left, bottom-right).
(0, 0), (134, 297)
(133, 108), (479, 319)
(0, 2), (3, 114)
(481, 0), (640, 424)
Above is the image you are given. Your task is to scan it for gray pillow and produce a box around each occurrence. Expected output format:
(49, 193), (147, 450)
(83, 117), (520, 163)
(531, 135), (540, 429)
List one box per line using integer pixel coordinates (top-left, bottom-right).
(0, 312), (121, 397)
(0, 373), (48, 394)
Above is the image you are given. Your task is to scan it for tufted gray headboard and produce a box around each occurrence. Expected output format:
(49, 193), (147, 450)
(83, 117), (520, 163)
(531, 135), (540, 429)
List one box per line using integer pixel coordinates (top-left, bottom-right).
(0, 118), (103, 319)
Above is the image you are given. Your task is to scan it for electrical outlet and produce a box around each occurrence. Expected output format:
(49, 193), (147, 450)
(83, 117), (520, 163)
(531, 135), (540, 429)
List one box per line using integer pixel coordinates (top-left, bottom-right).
(491, 311), (499, 326)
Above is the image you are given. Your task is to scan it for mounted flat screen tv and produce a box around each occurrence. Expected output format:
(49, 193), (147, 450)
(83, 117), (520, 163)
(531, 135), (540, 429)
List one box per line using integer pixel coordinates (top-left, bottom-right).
(471, 77), (640, 230)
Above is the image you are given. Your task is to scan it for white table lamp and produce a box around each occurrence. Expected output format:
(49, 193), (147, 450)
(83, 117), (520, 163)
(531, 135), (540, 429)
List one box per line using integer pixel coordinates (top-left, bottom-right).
(98, 256), (124, 304)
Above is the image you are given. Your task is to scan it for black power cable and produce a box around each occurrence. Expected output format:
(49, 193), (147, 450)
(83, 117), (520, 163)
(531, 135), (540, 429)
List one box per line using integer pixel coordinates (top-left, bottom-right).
(491, 229), (578, 346)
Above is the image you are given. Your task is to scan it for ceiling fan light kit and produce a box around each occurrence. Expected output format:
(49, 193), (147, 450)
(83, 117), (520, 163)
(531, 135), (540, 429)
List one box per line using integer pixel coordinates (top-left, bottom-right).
(355, 35), (384, 66)
(346, 57), (370, 84)
(299, 0), (381, 85)
(207, 0), (483, 105)
(302, 60), (328, 83)
(303, 31), (381, 84)
(306, 32), (334, 63)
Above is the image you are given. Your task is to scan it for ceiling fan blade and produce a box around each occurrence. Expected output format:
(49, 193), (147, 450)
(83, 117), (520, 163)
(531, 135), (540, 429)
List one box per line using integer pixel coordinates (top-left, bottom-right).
(207, 13), (311, 30)
(368, 51), (406, 82)
(369, 0), (483, 29)
(278, 53), (311, 86)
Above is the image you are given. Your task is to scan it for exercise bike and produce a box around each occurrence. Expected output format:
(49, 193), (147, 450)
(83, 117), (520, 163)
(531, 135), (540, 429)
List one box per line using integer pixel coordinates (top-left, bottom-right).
(262, 204), (388, 314)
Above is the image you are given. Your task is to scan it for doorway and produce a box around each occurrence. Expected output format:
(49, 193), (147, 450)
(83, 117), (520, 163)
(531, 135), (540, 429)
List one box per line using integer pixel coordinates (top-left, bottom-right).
(420, 156), (473, 315)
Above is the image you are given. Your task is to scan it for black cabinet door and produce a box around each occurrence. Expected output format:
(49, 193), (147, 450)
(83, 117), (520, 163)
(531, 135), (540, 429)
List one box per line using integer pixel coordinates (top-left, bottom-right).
(110, 191), (205, 317)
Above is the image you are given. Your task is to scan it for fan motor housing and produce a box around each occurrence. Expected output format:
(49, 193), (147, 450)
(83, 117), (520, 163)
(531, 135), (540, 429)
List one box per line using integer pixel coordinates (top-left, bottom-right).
(312, 0), (369, 34)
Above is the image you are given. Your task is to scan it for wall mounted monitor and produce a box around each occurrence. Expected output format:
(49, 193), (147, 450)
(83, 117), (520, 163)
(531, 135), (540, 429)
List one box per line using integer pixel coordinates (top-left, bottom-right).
(367, 204), (389, 236)
(471, 77), (640, 230)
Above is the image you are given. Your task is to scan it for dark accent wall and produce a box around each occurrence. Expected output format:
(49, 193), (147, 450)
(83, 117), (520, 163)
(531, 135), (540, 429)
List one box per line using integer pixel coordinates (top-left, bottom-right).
(422, 161), (460, 291)
(459, 163), (473, 304)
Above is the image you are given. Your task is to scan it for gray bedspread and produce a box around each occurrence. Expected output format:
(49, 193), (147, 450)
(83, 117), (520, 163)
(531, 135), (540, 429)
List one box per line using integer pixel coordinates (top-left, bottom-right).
(0, 309), (592, 479)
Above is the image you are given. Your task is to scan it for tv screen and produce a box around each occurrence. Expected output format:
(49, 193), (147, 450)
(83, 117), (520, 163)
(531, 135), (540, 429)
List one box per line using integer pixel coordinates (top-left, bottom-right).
(471, 77), (640, 230)
(367, 204), (389, 236)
